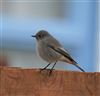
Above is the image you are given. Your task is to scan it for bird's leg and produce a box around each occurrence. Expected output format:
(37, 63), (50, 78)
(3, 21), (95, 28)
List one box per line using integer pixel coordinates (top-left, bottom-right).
(40, 63), (51, 72)
(49, 61), (57, 76)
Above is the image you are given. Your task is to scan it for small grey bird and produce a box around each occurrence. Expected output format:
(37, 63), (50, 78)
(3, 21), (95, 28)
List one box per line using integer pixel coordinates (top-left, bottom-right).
(32, 30), (85, 74)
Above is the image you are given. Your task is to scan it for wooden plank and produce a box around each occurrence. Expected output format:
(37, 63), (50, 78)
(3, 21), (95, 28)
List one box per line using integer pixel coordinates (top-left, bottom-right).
(0, 66), (100, 96)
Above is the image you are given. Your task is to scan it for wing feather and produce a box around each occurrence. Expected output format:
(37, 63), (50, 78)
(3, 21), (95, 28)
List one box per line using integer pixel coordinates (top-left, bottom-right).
(48, 44), (77, 64)
(47, 44), (85, 72)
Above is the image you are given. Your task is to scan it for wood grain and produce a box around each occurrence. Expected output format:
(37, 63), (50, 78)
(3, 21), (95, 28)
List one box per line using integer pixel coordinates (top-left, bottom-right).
(0, 66), (100, 96)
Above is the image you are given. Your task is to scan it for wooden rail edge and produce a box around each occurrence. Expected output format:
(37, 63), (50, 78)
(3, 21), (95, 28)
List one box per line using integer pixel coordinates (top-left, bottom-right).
(0, 66), (100, 96)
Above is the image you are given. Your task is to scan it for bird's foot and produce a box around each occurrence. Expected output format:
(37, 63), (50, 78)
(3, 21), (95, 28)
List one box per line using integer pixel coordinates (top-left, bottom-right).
(39, 68), (55, 76)
(39, 68), (46, 73)
(48, 69), (55, 76)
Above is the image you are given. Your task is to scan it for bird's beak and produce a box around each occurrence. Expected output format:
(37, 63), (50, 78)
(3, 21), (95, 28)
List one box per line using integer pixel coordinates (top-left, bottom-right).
(31, 35), (36, 38)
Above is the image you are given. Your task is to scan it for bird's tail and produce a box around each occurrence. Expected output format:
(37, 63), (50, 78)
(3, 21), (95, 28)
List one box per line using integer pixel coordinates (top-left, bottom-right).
(73, 63), (85, 72)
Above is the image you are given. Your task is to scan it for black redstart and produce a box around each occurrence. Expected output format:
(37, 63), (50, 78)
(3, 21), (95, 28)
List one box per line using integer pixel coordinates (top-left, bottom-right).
(32, 30), (85, 74)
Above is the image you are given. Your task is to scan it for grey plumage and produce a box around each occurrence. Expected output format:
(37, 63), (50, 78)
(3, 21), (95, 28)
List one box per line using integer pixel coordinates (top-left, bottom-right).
(32, 30), (85, 72)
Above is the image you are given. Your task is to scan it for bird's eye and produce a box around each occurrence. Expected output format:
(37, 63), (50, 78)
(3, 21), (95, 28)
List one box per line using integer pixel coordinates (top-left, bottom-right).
(38, 34), (41, 38)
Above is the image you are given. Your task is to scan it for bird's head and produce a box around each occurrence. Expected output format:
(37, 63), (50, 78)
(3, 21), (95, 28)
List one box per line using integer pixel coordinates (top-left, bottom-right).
(31, 30), (50, 40)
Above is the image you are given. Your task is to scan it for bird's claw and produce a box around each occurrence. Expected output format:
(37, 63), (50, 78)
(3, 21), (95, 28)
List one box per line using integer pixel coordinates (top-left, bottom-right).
(39, 68), (55, 76)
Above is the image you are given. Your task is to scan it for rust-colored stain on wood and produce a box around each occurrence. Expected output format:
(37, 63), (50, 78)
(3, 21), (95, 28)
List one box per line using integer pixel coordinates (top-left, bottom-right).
(0, 66), (100, 96)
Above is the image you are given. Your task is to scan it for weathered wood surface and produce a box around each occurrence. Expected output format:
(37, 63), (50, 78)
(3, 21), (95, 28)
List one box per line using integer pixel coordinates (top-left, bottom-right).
(0, 66), (100, 96)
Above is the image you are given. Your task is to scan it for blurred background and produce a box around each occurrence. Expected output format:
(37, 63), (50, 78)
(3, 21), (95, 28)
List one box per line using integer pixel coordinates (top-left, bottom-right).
(0, 0), (99, 72)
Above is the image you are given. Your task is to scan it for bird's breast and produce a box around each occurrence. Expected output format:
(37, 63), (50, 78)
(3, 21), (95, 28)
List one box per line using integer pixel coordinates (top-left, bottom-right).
(37, 42), (61, 63)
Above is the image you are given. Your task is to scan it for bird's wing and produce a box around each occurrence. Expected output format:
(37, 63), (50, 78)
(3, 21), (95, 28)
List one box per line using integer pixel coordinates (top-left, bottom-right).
(47, 44), (85, 72)
(47, 44), (77, 64)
